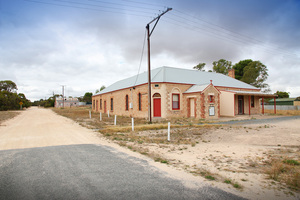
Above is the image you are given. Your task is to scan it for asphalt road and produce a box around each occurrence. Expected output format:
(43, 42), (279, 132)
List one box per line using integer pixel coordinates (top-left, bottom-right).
(0, 144), (248, 200)
(0, 108), (246, 200)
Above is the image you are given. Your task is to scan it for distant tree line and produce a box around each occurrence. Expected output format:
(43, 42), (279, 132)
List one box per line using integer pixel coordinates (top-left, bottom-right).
(0, 80), (31, 111)
(32, 94), (62, 107)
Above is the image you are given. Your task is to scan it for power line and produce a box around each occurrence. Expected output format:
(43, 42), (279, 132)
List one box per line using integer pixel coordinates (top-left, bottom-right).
(133, 29), (147, 86)
(88, 0), (159, 11)
(25, 0), (153, 18)
(24, 0), (298, 59)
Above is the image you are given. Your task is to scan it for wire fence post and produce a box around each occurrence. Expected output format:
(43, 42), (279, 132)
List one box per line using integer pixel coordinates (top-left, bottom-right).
(167, 122), (170, 141)
(89, 111), (91, 119)
(108, 110), (110, 118)
(132, 118), (134, 131)
(114, 115), (117, 125)
(100, 112), (102, 121)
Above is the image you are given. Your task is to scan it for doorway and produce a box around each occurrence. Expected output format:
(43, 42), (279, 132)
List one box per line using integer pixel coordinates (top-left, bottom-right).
(153, 93), (161, 117)
(190, 98), (195, 117)
(238, 95), (244, 114)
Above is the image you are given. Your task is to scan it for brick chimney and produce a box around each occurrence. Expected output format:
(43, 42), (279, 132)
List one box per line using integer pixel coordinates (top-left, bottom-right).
(228, 69), (235, 78)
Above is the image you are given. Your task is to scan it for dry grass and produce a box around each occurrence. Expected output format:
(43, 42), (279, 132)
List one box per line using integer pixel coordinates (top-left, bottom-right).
(0, 111), (20, 125)
(264, 109), (300, 115)
(264, 155), (300, 191)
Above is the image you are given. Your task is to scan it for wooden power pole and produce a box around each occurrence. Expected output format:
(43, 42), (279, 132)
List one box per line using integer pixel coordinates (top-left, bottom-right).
(146, 8), (172, 122)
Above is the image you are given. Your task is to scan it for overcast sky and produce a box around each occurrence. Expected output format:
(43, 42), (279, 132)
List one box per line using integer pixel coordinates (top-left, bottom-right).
(1, 0), (299, 101)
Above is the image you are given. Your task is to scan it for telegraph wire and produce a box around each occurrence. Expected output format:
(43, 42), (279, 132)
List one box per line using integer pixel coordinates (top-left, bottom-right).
(25, 0), (154, 18)
(24, 0), (298, 59)
(54, 0), (155, 14)
(133, 29), (147, 87)
(88, 0), (159, 11)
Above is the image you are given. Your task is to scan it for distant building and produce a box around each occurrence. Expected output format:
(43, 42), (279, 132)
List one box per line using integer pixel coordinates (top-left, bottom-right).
(55, 97), (80, 108)
(269, 97), (300, 106)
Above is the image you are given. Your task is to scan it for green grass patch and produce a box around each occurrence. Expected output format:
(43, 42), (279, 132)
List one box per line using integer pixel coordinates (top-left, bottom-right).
(205, 175), (215, 180)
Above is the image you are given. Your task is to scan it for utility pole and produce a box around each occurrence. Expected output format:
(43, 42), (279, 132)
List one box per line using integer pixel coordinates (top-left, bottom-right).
(61, 85), (65, 108)
(146, 7), (172, 123)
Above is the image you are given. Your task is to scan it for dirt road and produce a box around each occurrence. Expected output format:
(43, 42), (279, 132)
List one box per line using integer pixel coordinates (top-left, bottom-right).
(0, 107), (102, 150)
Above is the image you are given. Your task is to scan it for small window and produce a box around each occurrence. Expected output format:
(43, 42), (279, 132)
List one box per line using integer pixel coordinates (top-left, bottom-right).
(110, 98), (113, 111)
(172, 94), (180, 110)
(155, 84), (159, 87)
(138, 93), (142, 111)
(100, 99), (102, 110)
(209, 95), (214, 103)
(125, 95), (129, 111)
(251, 96), (255, 107)
(93, 100), (95, 109)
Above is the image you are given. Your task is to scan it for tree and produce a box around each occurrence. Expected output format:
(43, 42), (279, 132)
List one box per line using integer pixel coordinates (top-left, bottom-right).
(233, 59), (253, 80)
(0, 81), (31, 110)
(82, 92), (93, 103)
(233, 59), (269, 89)
(193, 63), (206, 71)
(212, 59), (232, 75)
(95, 85), (106, 94)
(0, 80), (17, 92)
(274, 91), (289, 98)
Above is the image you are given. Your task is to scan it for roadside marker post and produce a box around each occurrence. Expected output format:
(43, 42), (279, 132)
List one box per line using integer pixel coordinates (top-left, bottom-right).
(114, 115), (117, 126)
(89, 111), (91, 119)
(108, 110), (110, 118)
(132, 118), (134, 131)
(100, 112), (102, 121)
(167, 122), (170, 141)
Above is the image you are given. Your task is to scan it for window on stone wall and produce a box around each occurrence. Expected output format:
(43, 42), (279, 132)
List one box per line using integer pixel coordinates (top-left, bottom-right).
(251, 96), (255, 107)
(100, 99), (102, 110)
(138, 93), (142, 111)
(209, 95), (214, 103)
(125, 95), (129, 111)
(93, 100), (95, 109)
(172, 94), (180, 110)
(110, 98), (113, 111)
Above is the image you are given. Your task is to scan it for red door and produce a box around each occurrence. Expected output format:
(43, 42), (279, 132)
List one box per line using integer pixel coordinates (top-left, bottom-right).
(153, 98), (161, 117)
(104, 101), (107, 113)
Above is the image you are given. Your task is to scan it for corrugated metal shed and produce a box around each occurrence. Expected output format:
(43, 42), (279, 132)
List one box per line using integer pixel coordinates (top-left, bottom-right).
(268, 98), (296, 105)
(96, 66), (257, 95)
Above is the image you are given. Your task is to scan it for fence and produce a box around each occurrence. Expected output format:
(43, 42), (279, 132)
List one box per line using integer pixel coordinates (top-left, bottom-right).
(263, 105), (300, 110)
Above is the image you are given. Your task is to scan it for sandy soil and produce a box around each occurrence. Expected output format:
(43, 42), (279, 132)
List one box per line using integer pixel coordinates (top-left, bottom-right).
(0, 107), (104, 150)
(1, 107), (299, 200)
(126, 118), (300, 200)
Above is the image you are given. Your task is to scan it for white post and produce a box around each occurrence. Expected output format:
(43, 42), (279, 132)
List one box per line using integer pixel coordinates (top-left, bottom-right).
(89, 111), (91, 119)
(108, 110), (110, 117)
(114, 115), (117, 125)
(132, 118), (134, 131)
(167, 122), (170, 141)
(100, 112), (102, 121)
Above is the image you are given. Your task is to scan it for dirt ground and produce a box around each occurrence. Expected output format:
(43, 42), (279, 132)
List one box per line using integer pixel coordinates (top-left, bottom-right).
(0, 107), (104, 150)
(1, 107), (299, 200)
(125, 120), (300, 200)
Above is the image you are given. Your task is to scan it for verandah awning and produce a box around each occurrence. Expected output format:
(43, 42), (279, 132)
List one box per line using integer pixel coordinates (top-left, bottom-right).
(226, 90), (277, 115)
(226, 90), (276, 97)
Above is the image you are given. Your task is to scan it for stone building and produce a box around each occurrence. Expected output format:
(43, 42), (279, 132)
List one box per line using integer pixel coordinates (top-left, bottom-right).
(92, 66), (275, 119)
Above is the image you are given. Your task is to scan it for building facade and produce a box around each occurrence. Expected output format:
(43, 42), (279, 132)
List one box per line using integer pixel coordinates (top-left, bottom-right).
(55, 97), (80, 108)
(92, 66), (275, 119)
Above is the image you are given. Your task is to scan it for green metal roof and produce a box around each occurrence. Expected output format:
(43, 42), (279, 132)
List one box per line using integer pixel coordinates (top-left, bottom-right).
(269, 98), (296, 102)
(95, 66), (258, 96)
